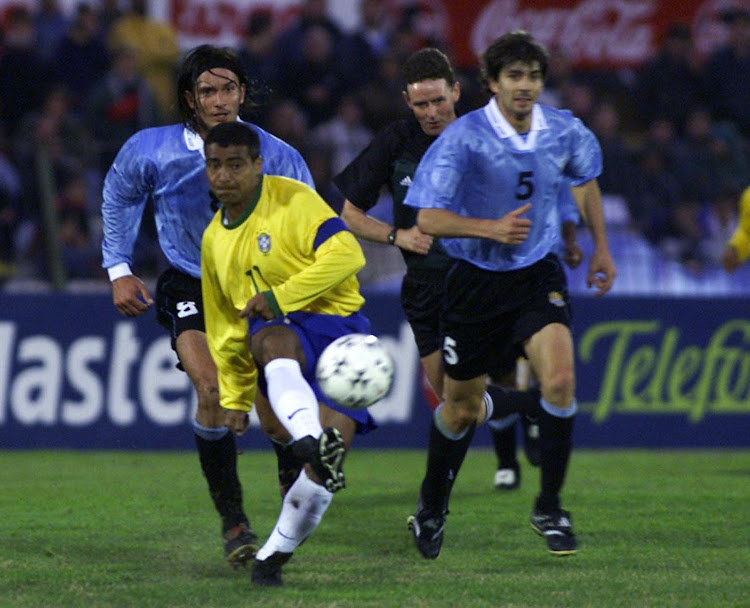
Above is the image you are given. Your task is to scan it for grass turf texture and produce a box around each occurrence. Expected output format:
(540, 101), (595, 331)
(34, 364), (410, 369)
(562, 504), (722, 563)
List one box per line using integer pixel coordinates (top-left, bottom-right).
(1, 448), (748, 608)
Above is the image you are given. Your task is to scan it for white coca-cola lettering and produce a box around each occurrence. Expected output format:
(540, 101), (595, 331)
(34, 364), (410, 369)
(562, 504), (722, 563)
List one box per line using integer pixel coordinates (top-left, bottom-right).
(471, 0), (657, 66)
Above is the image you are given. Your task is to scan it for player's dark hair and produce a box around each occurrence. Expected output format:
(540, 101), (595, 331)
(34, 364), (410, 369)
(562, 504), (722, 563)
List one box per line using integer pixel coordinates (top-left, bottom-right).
(176, 45), (252, 131)
(204, 121), (261, 160)
(401, 47), (456, 88)
(480, 31), (549, 87)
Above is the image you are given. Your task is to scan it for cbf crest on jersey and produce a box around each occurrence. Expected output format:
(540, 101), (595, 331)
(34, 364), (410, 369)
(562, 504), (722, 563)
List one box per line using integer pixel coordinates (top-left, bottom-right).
(257, 232), (271, 254)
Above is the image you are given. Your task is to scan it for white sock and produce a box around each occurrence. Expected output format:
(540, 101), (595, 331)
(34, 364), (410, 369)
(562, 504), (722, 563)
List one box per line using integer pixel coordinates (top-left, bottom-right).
(265, 358), (323, 440)
(255, 469), (333, 560)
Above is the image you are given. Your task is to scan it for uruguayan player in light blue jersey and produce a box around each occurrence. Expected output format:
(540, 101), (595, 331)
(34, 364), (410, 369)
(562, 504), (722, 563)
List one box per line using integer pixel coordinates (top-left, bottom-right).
(404, 31), (616, 558)
(101, 45), (313, 569)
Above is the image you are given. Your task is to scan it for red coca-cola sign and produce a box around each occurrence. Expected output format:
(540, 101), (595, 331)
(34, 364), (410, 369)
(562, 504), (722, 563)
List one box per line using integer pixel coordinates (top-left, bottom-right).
(443, 0), (750, 68)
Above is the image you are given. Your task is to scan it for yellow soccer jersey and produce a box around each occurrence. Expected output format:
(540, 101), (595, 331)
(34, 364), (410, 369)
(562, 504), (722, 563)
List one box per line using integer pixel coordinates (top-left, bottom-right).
(728, 186), (750, 263)
(201, 175), (366, 412)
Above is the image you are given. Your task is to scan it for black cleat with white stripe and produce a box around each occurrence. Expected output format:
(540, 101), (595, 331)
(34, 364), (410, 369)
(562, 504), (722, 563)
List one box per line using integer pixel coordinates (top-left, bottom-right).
(531, 508), (578, 556)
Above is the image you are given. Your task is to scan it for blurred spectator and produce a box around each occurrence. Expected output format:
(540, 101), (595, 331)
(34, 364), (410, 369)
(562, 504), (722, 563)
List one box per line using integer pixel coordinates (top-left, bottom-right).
(13, 84), (95, 266)
(237, 8), (277, 85)
(701, 182), (740, 266)
(55, 171), (102, 279)
(52, 3), (110, 112)
(537, 43), (574, 108)
(632, 22), (705, 133)
(236, 9), (277, 129)
(33, 0), (69, 63)
(14, 84), (94, 184)
(628, 146), (682, 246)
(643, 117), (679, 158)
(273, 0), (346, 69)
(343, 0), (394, 89)
(97, 0), (123, 40)
(0, 7), (53, 139)
(562, 79), (595, 126)
(589, 100), (636, 199)
(671, 107), (723, 203)
(265, 98), (310, 152)
(83, 44), (162, 175)
(0, 184), (18, 281)
(275, 24), (350, 126)
(355, 50), (409, 133)
(703, 6), (750, 134)
(302, 143), (344, 213)
(390, 2), (448, 61)
(668, 196), (706, 269)
(310, 94), (372, 175)
(107, 0), (181, 121)
(712, 120), (750, 193)
(0, 126), (22, 280)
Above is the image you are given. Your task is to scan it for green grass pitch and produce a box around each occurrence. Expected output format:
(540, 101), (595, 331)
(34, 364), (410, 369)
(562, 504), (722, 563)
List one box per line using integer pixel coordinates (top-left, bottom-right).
(1, 448), (748, 608)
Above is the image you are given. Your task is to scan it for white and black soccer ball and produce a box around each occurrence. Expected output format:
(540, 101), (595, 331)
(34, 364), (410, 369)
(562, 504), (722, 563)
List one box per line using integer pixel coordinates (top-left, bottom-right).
(316, 333), (394, 409)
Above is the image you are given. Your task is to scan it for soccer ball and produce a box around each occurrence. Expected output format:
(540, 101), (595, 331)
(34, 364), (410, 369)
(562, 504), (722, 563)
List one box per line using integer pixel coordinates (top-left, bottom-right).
(316, 333), (394, 409)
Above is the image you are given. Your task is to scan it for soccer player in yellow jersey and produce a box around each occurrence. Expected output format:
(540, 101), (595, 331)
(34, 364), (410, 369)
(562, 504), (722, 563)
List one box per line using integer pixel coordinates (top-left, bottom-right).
(722, 186), (750, 272)
(201, 121), (376, 586)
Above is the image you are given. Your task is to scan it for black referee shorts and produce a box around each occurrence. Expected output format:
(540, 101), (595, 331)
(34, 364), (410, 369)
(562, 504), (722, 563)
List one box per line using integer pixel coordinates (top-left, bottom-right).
(400, 267), (446, 358)
(441, 254), (572, 381)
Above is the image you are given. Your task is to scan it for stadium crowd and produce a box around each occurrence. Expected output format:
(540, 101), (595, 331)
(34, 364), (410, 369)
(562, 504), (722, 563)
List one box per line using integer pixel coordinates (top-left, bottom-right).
(1, 0), (750, 291)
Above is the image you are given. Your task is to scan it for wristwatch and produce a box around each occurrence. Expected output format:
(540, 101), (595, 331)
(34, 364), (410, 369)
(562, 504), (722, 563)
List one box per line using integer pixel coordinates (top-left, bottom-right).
(387, 228), (398, 245)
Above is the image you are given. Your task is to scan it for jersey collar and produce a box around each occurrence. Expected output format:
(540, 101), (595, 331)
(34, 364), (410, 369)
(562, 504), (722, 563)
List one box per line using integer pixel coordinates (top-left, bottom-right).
(221, 176), (264, 229)
(184, 127), (205, 157)
(183, 118), (248, 158)
(483, 99), (548, 151)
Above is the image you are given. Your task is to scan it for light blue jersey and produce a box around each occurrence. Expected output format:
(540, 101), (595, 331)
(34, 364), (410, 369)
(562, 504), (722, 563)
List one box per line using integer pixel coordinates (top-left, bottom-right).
(404, 100), (601, 272)
(102, 122), (314, 278)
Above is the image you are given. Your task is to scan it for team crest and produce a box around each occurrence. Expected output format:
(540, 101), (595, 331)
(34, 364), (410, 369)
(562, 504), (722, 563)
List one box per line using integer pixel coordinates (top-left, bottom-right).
(548, 291), (565, 307)
(257, 232), (271, 254)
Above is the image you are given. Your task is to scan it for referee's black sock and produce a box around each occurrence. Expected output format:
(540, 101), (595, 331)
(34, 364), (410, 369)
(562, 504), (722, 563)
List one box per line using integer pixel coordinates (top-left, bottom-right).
(485, 384), (541, 419)
(489, 419), (518, 469)
(194, 424), (248, 534)
(535, 399), (575, 513)
(419, 407), (475, 514)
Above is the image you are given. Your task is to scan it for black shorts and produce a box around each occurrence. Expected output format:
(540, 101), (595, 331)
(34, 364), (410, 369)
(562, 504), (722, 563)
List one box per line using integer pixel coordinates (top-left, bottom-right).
(155, 267), (206, 352)
(401, 267), (446, 358)
(441, 254), (572, 381)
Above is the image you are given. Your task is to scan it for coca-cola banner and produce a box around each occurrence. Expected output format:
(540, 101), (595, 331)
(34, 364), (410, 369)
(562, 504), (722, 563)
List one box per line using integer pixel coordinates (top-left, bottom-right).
(162, 0), (750, 69)
(444, 0), (750, 68)
(2, 0), (747, 69)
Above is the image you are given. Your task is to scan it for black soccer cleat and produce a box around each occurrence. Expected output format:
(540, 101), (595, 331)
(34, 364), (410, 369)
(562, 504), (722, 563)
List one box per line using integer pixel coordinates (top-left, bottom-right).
(224, 523), (259, 569)
(407, 502), (447, 560)
(530, 508), (578, 556)
(293, 427), (346, 493)
(251, 551), (293, 587)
